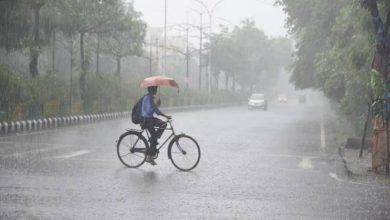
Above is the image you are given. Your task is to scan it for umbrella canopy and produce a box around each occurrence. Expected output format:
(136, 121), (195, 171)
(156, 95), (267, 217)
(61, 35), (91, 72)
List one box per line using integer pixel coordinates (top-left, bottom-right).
(139, 75), (179, 88)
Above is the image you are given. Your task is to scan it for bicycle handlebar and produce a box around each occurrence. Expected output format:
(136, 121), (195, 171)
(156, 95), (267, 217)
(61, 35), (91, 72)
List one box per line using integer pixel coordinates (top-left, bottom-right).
(166, 118), (173, 124)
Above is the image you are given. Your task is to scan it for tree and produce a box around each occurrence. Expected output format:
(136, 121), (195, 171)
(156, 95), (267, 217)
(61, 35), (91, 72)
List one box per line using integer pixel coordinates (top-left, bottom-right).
(276, 0), (346, 89)
(210, 26), (233, 90)
(0, 0), (53, 78)
(54, 0), (129, 106)
(101, 4), (146, 77)
(0, 1), (30, 51)
(29, 0), (48, 78)
(277, 0), (390, 129)
(210, 20), (291, 93)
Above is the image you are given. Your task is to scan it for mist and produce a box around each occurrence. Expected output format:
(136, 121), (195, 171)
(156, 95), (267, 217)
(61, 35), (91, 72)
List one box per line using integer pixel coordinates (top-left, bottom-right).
(1, 0), (390, 219)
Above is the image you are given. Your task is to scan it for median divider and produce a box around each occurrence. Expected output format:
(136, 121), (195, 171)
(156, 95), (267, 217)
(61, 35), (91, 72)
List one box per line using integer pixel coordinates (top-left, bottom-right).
(0, 103), (240, 135)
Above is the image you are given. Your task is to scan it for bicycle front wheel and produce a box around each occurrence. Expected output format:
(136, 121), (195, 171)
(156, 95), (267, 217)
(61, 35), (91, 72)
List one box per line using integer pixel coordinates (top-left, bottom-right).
(168, 134), (201, 171)
(117, 131), (148, 168)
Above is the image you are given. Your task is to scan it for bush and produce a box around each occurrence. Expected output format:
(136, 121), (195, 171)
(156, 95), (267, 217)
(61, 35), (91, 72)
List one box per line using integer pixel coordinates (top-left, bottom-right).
(0, 65), (244, 122)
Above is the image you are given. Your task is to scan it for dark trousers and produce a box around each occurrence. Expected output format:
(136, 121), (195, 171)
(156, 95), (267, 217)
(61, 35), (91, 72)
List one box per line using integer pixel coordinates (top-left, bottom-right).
(143, 117), (167, 154)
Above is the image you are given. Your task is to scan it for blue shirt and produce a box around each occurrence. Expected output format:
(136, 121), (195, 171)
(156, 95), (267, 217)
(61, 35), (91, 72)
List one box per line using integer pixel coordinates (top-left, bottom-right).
(141, 94), (162, 118)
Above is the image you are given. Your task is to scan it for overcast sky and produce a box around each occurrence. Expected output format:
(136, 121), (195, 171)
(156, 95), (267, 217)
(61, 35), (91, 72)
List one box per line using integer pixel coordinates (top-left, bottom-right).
(132, 0), (288, 38)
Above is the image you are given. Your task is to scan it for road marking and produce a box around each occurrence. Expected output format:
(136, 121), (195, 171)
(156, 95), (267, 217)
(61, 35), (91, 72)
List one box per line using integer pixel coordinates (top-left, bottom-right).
(2, 145), (68, 157)
(329, 173), (343, 182)
(0, 129), (58, 139)
(263, 154), (319, 159)
(52, 150), (91, 159)
(299, 158), (314, 169)
(69, 158), (113, 162)
(1, 143), (91, 158)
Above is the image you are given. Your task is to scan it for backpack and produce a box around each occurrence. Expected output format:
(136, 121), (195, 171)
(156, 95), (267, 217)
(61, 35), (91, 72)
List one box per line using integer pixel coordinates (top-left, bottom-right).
(131, 96), (145, 124)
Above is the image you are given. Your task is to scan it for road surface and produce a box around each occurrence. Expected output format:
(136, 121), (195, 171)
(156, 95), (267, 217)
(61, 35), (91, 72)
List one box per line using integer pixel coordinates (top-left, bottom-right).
(1, 98), (389, 219)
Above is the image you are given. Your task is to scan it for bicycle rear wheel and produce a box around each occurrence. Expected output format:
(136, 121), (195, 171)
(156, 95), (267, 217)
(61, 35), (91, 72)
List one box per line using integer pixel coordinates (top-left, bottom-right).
(117, 131), (148, 168)
(168, 134), (201, 171)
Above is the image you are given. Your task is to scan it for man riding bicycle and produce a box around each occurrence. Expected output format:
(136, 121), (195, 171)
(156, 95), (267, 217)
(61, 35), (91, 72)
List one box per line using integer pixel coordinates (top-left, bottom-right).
(141, 86), (171, 164)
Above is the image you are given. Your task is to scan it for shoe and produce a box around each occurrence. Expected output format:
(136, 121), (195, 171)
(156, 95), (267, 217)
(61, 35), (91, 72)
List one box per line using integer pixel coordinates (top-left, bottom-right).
(146, 155), (157, 165)
(149, 160), (157, 166)
(148, 149), (159, 157)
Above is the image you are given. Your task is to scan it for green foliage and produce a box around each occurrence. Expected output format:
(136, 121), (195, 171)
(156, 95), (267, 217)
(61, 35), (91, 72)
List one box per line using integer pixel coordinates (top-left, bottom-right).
(0, 0), (30, 51)
(278, 0), (390, 130)
(46, 0), (148, 103)
(277, 0), (347, 89)
(210, 19), (292, 93)
(101, 3), (147, 76)
(370, 70), (384, 98)
(0, 64), (241, 122)
(0, 1), (263, 122)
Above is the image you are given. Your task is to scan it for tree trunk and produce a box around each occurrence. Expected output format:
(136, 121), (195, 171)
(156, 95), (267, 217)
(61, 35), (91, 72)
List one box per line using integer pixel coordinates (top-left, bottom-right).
(52, 29), (56, 74)
(80, 32), (86, 71)
(206, 70), (209, 92)
(29, 1), (44, 78)
(225, 73), (229, 90)
(213, 73), (219, 91)
(29, 47), (39, 78)
(70, 44), (73, 114)
(79, 32), (87, 108)
(96, 34), (100, 75)
(115, 57), (121, 77)
(232, 74), (236, 92)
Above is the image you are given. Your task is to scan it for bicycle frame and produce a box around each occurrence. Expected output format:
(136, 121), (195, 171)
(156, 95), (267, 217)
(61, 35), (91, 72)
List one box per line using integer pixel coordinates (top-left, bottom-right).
(118, 118), (199, 171)
(142, 119), (177, 151)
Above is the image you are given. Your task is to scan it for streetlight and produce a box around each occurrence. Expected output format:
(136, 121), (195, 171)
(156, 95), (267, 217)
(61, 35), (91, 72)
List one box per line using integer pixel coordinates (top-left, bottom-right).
(164, 0), (167, 76)
(192, 0), (226, 92)
(216, 17), (235, 29)
(165, 23), (199, 88)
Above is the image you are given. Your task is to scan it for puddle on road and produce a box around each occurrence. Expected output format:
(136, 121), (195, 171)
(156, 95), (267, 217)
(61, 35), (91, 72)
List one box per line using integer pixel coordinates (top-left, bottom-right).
(298, 158), (314, 169)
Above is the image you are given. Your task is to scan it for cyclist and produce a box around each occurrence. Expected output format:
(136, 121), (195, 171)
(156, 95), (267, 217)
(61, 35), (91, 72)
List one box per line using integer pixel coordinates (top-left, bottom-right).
(141, 86), (171, 165)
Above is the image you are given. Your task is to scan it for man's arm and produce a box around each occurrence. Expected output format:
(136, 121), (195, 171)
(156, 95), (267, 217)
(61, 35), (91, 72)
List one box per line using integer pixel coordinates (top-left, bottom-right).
(153, 98), (171, 119)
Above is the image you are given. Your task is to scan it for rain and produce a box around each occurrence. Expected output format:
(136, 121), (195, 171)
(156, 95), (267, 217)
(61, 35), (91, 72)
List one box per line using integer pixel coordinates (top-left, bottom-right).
(1, 0), (390, 219)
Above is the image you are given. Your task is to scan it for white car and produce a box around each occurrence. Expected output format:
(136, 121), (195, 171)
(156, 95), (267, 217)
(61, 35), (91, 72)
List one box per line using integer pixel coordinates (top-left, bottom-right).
(277, 94), (288, 103)
(248, 93), (267, 110)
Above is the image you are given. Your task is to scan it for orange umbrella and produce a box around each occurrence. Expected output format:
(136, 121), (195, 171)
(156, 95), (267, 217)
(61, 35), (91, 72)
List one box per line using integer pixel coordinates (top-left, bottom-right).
(139, 75), (179, 88)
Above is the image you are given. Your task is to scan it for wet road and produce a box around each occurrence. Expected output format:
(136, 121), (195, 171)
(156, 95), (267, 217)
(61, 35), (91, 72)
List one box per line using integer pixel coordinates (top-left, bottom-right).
(1, 98), (390, 219)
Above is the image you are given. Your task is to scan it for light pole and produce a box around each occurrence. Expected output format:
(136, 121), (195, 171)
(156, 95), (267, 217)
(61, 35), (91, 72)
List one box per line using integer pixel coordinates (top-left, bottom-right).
(164, 0), (167, 76)
(199, 12), (203, 90)
(166, 23), (198, 88)
(192, 0), (226, 92)
(190, 9), (205, 90)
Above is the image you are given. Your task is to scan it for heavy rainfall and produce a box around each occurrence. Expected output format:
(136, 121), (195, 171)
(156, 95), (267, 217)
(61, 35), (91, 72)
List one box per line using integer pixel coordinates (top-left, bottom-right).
(0, 0), (390, 219)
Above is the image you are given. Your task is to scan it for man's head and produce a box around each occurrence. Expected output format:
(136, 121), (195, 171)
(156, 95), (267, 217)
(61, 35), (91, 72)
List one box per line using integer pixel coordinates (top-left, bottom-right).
(147, 86), (158, 95)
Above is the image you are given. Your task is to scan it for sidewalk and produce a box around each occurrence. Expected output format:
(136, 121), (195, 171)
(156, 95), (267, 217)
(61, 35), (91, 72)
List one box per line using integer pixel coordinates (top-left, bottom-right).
(339, 146), (372, 176)
(340, 143), (390, 184)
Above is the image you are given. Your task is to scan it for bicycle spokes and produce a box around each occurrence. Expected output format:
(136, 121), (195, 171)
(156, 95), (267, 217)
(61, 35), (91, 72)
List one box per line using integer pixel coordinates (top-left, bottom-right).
(169, 135), (200, 171)
(117, 131), (147, 168)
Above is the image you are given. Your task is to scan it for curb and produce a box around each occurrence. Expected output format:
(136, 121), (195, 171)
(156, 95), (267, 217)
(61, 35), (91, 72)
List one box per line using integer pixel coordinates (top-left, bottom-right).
(0, 112), (131, 136)
(338, 146), (354, 177)
(0, 103), (239, 135)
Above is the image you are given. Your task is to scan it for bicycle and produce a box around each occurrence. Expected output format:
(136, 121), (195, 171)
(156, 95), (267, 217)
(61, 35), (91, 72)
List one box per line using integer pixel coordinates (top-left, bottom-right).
(116, 118), (201, 171)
